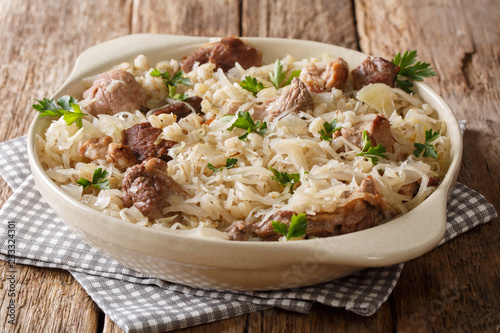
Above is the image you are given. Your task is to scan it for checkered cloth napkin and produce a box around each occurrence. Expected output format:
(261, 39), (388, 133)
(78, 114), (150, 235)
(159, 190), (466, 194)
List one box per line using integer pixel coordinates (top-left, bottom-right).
(0, 136), (496, 333)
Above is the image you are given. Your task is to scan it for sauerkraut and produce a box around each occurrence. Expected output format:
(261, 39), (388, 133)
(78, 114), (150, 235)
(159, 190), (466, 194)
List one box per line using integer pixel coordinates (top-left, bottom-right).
(35, 51), (449, 239)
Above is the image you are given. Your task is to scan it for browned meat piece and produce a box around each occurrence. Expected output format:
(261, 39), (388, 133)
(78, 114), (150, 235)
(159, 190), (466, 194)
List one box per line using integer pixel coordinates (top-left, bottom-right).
(183, 96), (203, 114)
(106, 143), (138, 170)
(299, 58), (349, 93)
(397, 181), (420, 198)
(322, 58), (349, 91)
(249, 176), (387, 241)
(351, 57), (400, 90)
(78, 135), (112, 160)
(338, 197), (385, 234)
(266, 78), (313, 120)
(150, 96), (203, 119)
(224, 221), (254, 241)
(299, 63), (324, 93)
(253, 210), (344, 241)
(313, 176), (386, 235)
(340, 115), (396, 153)
(122, 157), (187, 219)
(398, 176), (441, 198)
(78, 135), (138, 170)
(82, 70), (147, 116)
(250, 103), (271, 121)
(122, 122), (177, 162)
(252, 210), (294, 241)
(181, 36), (262, 73)
(428, 176), (440, 187)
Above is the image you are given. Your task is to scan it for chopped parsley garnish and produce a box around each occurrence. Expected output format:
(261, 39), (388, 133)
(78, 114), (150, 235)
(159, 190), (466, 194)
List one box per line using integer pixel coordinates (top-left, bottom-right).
(272, 213), (308, 240)
(207, 158), (238, 172)
(318, 118), (342, 141)
(76, 168), (110, 190)
(268, 166), (301, 194)
(356, 130), (388, 165)
(240, 76), (265, 96)
(269, 59), (301, 89)
(227, 111), (268, 140)
(392, 50), (437, 93)
(32, 96), (87, 129)
(150, 68), (191, 100)
(413, 129), (441, 159)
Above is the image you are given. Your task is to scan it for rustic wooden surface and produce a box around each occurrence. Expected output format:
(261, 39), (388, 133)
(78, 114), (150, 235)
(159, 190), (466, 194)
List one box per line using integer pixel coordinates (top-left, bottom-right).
(0, 0), (498, 332)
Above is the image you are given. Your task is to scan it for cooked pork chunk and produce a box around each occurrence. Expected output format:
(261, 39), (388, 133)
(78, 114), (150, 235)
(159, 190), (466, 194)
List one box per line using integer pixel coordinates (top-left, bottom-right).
(122, 157), (187, 219)
(252, 210), (294, 241)
(337, 190), (386, 234)
(340, 115), (396, 153)
(78, 135), (112, 161)
(351, 57), (400, 90)
(122, 122), (177, 162)
(150, 96), (203, 119)
(299, 58), (349, 93)
(181, 36), (263, 73)
(78, 135), (138, 170)
(225, 221), (254, 241)
(233, 176), (388, 241)
(299, 63), (323, 93)
(82, 70), (147, 116)
(398, 177), (440, 198)
(322, 58), (350, 91)
(106, 143), (139, 170)
(265, 78), (313, 120)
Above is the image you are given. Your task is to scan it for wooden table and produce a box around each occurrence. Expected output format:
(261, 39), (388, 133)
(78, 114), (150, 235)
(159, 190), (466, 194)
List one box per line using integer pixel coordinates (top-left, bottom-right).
(0, 1), (498, 332)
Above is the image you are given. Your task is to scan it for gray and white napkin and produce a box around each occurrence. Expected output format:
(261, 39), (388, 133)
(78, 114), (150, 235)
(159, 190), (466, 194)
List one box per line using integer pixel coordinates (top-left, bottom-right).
(0, 136), (496, 333)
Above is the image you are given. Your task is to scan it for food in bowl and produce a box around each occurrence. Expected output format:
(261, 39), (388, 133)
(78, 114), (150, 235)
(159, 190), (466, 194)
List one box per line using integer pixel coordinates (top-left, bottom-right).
(33, 36), (448, 242)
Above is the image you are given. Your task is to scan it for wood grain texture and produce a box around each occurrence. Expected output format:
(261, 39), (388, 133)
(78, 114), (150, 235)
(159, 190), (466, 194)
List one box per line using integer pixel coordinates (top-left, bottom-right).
(355, 0), (500, 331)
(131, 0), (240, 37)
(0, 0), (135, 142)
(246, 303), (393, 333)
(242, 0), (358, 49)
(103, 312), (249, 333)
(0, 0), (133, 331)
(0, 264), (98, 332)
(0, 0), (498, 332)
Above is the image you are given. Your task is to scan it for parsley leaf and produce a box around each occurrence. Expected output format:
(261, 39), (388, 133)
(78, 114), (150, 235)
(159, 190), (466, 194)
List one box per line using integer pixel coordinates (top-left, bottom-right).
(150, 68), (191, 100)
(284, 69), (301, 86)
(356, 130), (388, 165)
(392, 50), (437, 93)
(32, 96), (87, 129)
(240, 76), (265, 96)
(76, 168), (110, 190)
(272, 221), (288, 235)
(272, 213), (308, 240)
(318, 118), (342, 141)
(269, 59), (301, 89)
(227, 111), (268, 140)
(268, 166), (301, 193)
(413, 129), (441, 159)
(207, 158), (238, 172)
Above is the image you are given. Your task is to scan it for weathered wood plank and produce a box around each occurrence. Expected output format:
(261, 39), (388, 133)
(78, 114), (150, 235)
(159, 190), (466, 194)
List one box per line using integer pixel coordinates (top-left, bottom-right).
(131, 0), (241, 37)
(103, 312), (250, 333)
(248, 302), (393, 333)
(0, 263), (99, 332)
(0, 0), (134, 332)
(242, 0), (358, 49)
(355, 0), (500, 331)
(0, 0), (135, 142)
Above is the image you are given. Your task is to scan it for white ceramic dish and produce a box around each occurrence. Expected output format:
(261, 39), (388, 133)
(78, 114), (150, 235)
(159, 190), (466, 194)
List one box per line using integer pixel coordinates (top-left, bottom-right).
(27, 34), (462, 290)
